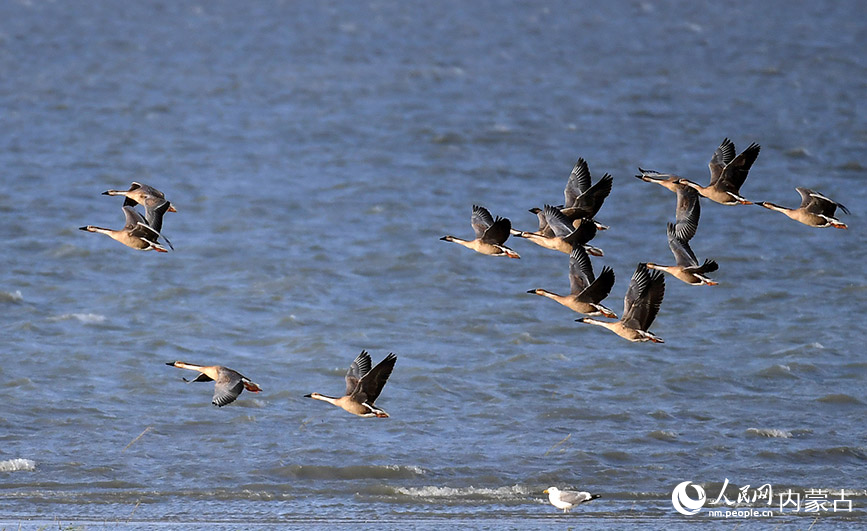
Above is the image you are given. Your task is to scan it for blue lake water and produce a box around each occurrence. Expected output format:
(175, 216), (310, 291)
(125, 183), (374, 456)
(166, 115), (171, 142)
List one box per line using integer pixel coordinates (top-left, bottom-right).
(1, 1), (865, 528)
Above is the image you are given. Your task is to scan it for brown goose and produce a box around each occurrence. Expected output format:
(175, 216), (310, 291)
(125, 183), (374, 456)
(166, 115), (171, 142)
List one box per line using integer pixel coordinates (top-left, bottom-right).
(758, 187), (849, 229)
(103, 182), (175, 249)
(646, 186), (718, 286)
(576, 263), (665, 343)
(528, 246), (617, 317)
(166, 361), (262, 407)
(441, 205), (520, 258)
(305, 351), (397, 418)
(635, 167), (683, 193)
(558, 158), (613, 230)
(513, 205), (602, 256)
(79, 204), (169, 252)
(676, 138), (761, 205)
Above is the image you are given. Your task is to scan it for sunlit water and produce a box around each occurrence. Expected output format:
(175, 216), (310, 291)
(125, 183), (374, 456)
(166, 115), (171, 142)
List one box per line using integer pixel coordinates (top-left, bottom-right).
(1, 1), (865, 528)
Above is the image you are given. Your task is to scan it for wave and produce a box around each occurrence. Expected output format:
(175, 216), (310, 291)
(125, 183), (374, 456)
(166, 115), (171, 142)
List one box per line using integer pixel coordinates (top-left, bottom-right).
(0, 290), (23, 303)
(395, 484), (531, 500)
(0, 458), (36, 472)
(746, 428), (792, 438)
(268, 464), (426, 480)
(49, 313), (107, 324)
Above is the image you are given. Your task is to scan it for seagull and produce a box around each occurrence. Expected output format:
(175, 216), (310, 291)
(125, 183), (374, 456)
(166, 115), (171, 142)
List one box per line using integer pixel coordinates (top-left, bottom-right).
(528, 246), (617, 317)
(646, 186), (718, 286)
(758, 187), (849, 229)
(79, 204), (170, 252)
(513, 205), (602, 256)
(305, 351), (397, 418)
(166, 361), (262, 407)
(103, 182), (175, 249)
(543, 487), (601, 513)
(441, 205), (520, 258)
(676, 138), (761, 205)
(576, 263), (666, 343)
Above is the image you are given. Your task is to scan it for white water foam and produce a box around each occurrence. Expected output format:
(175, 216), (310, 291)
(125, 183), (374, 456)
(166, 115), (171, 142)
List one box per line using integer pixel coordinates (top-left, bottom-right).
(50, 313), (107, 324)
(0, 458), (36, 472)
(396, 484), (530, 499)
(746, 428), (793, 438)
(0, 290), (23, 302)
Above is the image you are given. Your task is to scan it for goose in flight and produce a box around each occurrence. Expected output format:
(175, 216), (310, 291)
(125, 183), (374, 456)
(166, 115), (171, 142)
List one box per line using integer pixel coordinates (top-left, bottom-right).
(528, 246), (616, 317)
(79, 204), (170, 252)
(576, 263), (665, 343)
(676, 138), (760, 205)
(758, 187), (849, 229)
(103, 182), (175, 249)
(441, 205), (520, 258)
(305, 351), (397, 418)
(513, 205), (602, 256)
(646, 186), (718, 286)
(558, 158), (613, 230)
(166, 361), (262, 407)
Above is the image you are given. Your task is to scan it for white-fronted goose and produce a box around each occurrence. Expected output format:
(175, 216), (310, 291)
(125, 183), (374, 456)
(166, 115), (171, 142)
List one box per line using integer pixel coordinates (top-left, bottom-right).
(676, 138), (760, 205)
(166, 361), (262, 407)
(305, 351), (396, 418)
(528, 246), (616, 317)
(758, 187), (849, 229)
(514, 205), (602, 256)
(646, 186), (718, 285)
(576, 263), (665, 343)
(79, 204), (169, 252)
(543, 487), (601, 513)
(441, 205), (520, 258)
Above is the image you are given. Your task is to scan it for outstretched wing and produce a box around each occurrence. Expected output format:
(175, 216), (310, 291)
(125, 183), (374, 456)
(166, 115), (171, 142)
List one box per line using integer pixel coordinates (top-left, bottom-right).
(564, 158), (591, 206)
(674, 186), (700, 242)
(622, 263), (665, 331)
(482, 217), (512, 245)
(708, 138), (736, 186)
(543, 205), (576, 238)
(568, 246), (594, 294)
(354, 353), (397, 405)
(667, 223), (699, 268)
(580, 265), (615, 305)
(212, 368), (245, 407)
(345, 350), (372, 396)
(471, 205), (494, 239)
(718, 142), (760, 192)
(566, 173), (613, 219)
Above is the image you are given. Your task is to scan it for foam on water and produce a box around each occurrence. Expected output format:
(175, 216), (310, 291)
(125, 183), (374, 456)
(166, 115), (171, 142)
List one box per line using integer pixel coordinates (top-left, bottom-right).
(0, 458), (36, 472)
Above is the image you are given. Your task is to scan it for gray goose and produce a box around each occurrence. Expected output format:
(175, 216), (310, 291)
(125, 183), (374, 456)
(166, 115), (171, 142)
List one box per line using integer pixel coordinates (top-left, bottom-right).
(166, 361), (262, 407)
(676, 138), (760, 205)
(305, 351), (397, 418)
(528, 246), (616, 317)
(79, 204), (169, 252)
(441, 205), (520, 258)
(758, 187), (849, 229)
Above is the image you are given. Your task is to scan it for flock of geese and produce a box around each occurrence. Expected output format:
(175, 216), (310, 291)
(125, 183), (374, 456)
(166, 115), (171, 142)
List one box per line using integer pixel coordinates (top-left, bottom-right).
(78, 137), (849, 513)
(441, 137), (849, 347)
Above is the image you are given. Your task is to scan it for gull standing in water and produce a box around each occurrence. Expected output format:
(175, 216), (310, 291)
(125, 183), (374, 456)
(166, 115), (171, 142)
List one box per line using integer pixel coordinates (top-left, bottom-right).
(305, 351), (397, 418)
(528, 246), (617, 317)
(440, 205), (520, 258)
(543, 487), (601, 513)
(576, 263), (666, 343)
(758, 187), (850, 229)
(676, 138), (761, 205)
(79, 204), (170, 252)
(646, 185), (718, 286)
(166, 361), (262, 407)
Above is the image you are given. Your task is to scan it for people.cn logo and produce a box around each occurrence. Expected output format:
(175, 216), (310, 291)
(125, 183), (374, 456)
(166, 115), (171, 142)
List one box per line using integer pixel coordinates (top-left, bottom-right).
(672, 481), (707, 515)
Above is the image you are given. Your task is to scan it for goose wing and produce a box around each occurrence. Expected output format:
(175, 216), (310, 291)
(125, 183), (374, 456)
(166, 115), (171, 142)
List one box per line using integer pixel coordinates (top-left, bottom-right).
(564, 158), (591, 206)
(797, 187), (849, 217)
(471, 205), (495, 239)
(717, 142), (760, 192)
(568, 246), (594, 294)
(667, 223), (699, 268)
(674, 185), (700, 242)
(565, 173), (613, 219)
(212, 368), (245, 407)
(580, 265), (615, 305)
(708, 138), (736, 186)
(621, 263), (665, 331)
(352, 353), (397, 406)
(543, 205), (577, 238)
(345, 350), (372, 396)
(482, 216), (512, 245)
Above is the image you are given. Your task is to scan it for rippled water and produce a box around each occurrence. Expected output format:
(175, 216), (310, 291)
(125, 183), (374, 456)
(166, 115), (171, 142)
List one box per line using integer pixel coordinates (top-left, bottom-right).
(1, 1), (865, 528)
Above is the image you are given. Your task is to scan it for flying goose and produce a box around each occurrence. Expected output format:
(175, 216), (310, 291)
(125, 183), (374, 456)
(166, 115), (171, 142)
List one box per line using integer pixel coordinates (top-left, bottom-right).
(528, 246), (617, 317)
(513, 205), (602, 256)
(646, 186), (718, 285)
(305, 351), (397, 418)
(79, 204), (169, 252)
(103, 182), (175, 249)
(441, 205), (520, 258)
(758, 187), (849, 229)
(576, 263), (665, 343)
(166, 361), (262, 407)
(676, 138), (761, 205)
(543, 487), (601, 513)
(558, 158), (613, 230)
